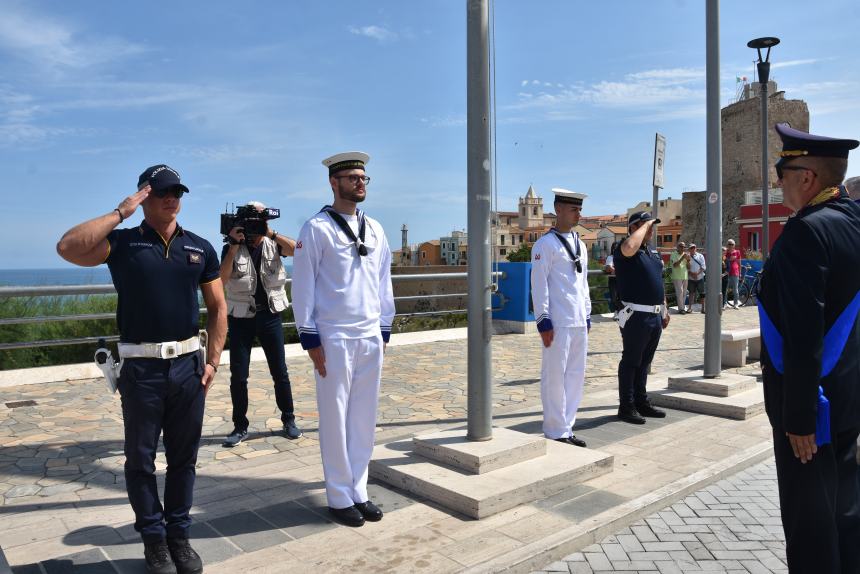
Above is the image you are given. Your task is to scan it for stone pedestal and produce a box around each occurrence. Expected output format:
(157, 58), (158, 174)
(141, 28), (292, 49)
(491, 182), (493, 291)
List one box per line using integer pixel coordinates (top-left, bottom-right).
(370, 427), (613, 519)
(649, 370), (764, 420)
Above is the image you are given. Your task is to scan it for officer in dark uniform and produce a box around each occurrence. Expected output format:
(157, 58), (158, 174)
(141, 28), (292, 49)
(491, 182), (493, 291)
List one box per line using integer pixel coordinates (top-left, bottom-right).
(613, 212), (670, 424)
(57, 165), (228, 574)
(758, 124), (860, 574)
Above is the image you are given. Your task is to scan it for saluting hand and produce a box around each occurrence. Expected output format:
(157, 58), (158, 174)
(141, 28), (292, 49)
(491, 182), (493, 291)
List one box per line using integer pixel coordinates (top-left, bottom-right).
(202, 363), (216, 396)
(308, 346), (326, 377)
(117, 185), (151, 220)
(786, 432), (817, 463)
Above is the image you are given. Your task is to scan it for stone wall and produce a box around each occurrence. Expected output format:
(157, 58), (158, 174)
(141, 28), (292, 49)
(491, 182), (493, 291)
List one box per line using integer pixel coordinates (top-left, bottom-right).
(391, 265), (467, 314)
(682, 90), (808, 248)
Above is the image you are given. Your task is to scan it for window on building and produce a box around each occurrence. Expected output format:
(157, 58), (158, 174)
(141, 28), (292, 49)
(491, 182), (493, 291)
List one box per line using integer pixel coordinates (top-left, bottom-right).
(500, 235), (505, 245)
(521, 207), (525, 215)
(500, 248), (506, 256)
(532, 207), (538, 216)
(748, 232), (759, 252)
(663, 235), (673, 243)
(511, 235), (516, 245)
(421, 251), (426, 259)
(519, 234), (524, 242)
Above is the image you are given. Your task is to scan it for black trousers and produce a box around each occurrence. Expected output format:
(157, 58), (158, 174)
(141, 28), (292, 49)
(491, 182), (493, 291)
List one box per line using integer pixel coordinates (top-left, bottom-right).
(773, 427), (860, 574)
(228, 310), (295, 431)
(618, 312), (662, 406)
(119, 352), (205, 543)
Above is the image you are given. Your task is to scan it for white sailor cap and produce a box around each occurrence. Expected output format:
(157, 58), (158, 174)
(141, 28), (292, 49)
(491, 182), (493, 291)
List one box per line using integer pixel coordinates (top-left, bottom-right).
(322, 151), (370, 175)
(551, 187), (587, 206)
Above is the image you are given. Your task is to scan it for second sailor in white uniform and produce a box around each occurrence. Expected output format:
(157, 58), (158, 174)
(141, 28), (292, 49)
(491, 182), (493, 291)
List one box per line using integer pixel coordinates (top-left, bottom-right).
(291, 151), (395, 527)
(530, 188), (591, 447)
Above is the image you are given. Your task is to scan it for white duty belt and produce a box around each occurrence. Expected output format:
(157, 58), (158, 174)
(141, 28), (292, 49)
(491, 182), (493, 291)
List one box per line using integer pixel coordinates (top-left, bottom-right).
(118, 334), (201, 360)
(621, 301), (664, 314)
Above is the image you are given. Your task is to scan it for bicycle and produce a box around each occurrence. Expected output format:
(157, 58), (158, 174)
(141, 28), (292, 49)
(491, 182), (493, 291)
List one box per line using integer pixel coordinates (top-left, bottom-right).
(737, 264), (762, 307)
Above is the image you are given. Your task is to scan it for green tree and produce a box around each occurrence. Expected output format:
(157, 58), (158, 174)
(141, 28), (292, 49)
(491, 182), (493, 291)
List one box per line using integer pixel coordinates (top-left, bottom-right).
(506, 242), (532, 262)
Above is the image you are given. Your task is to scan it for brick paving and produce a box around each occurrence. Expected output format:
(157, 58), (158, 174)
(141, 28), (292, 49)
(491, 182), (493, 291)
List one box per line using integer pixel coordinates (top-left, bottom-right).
(533, 459), (787, 574)
(0, 306), (781, 573)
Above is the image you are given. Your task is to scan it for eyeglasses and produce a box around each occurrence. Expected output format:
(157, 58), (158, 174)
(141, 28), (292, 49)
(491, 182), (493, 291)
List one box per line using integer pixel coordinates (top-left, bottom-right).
(151, 187), (185, 199)
(776, 164), (817, 180)
(334, 174), (371, 186)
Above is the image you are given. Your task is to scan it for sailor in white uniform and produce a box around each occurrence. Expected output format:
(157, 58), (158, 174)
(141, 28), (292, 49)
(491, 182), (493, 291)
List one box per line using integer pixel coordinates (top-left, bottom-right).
(530, 188), (591, 447)
(290, 151), (395, 527)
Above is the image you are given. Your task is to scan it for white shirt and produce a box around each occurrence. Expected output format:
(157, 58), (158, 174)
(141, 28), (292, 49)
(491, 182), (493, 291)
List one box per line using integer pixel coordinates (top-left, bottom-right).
(530, 231), (592, 329)
(291, 210), (395, 344)
(689, 252), (706, 278)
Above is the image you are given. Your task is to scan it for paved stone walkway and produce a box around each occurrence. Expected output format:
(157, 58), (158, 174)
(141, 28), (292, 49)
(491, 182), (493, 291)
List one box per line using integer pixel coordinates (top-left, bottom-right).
(0, 307), (779, 572)
(533, 458), (786, 574)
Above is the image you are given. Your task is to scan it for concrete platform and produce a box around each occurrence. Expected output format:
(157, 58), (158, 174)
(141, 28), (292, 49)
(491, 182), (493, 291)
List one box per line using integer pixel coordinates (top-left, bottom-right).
(668, 370), (757, 397)
(412, 427), (546, 474)
(369, 436), (614, 519)
(649, 375), (765, 420)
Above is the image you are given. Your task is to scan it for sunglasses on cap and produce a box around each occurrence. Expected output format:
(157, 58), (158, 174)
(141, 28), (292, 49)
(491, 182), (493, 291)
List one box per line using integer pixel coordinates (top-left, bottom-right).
(151, 187), (186, 199)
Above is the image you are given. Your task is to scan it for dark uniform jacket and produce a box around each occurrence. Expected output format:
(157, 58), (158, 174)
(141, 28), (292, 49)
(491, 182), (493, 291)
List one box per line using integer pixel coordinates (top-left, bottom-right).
(758, 193), (860, 435)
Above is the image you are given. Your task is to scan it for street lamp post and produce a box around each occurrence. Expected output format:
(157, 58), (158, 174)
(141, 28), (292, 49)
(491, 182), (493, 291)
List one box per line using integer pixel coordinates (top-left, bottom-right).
(748, 36), (780, 259)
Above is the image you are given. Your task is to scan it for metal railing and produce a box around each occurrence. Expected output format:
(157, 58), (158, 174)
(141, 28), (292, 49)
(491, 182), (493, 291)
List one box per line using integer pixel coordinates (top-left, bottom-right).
(0, 270), (611, 351)
(0, 272), (501, 351)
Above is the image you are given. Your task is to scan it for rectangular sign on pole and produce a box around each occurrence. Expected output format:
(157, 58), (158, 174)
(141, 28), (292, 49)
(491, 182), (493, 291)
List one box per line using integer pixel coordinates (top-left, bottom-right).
(653, 133), (666, 189)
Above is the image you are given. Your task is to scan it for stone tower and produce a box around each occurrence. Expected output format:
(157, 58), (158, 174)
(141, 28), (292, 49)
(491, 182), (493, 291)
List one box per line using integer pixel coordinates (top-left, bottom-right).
(518, 185), (544, 229)
(401, 224), (409, 266)
(682, 82), (809, 247)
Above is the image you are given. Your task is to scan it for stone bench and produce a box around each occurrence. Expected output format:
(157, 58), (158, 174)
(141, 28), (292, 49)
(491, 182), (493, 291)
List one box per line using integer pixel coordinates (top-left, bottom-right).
(720, 328), (760, 367)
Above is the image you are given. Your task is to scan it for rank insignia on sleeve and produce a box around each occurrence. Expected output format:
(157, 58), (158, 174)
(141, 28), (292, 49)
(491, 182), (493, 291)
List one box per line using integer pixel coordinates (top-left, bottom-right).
(534, 254), (540, 260)
(296, 241), (303, 249)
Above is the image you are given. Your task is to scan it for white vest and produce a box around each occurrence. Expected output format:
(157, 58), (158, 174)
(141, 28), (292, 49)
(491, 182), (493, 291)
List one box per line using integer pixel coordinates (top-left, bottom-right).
(225, 238), (289, 318)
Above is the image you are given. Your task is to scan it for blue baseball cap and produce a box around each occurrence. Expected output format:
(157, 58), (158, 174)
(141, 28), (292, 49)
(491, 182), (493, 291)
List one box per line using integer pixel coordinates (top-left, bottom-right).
(137, 164), (190, 194)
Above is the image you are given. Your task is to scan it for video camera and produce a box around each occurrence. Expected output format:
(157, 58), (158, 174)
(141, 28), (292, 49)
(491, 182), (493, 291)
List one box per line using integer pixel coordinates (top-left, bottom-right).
(220, 204), (281, 240)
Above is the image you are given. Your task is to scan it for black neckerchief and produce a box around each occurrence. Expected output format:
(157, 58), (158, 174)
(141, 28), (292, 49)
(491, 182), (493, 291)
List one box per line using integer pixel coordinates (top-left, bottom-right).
(549, 228), (582, 273)
(321, 206), (367, 256)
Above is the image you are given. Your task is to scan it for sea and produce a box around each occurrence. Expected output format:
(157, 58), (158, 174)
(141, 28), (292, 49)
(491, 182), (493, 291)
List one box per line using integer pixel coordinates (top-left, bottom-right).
(0, 266), (294, 287)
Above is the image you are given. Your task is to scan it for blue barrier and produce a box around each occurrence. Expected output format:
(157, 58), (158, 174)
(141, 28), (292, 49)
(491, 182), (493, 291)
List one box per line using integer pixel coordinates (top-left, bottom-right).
(492, 262), (534, 323)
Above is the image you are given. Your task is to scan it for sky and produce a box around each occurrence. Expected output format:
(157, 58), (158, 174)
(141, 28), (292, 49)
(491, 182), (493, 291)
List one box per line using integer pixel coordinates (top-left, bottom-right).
(2, 0), (859, 269)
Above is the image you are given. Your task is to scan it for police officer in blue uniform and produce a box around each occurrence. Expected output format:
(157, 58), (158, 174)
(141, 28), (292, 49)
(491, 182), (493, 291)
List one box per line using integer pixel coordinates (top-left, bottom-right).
(57, 165), (227, 574)
(758, 124), (860, 574)
(613, 212), (670, 424)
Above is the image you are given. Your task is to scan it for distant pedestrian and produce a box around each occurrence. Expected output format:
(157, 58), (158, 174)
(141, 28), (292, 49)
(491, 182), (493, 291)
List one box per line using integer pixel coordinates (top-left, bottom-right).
(668, 241), (689, 314)
(531, 188), (591, 447)
(724, 239), (741, 309)
(720, 246), (729, 308)
(604, 241), (622, 312)
(687, 244), (706, 313)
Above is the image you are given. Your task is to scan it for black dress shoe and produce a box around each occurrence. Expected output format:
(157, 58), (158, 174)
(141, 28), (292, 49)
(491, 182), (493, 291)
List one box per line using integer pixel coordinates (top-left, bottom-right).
(354, 500), (383, 522)
(618, 405), (646, 425)
(568, 435), (587, 447)
(329, 505), (365, 527)
(144, 540), (177, 574)
(636, 402), (667, 418)
(166, 537), (202, 574)
(554, 437), (572, 444)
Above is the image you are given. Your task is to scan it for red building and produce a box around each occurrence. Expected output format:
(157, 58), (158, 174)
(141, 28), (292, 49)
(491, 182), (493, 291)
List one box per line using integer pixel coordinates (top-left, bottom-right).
(736, 190), (792, 254)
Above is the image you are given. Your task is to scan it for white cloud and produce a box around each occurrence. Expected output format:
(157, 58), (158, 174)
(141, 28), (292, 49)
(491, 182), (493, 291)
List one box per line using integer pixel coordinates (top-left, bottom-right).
(348, 25), (397, 43)
(419, 114), (466, 128)
(0, 6), (147, 72)
(771, 58), (824, 69)
(502, 67), (708, 124)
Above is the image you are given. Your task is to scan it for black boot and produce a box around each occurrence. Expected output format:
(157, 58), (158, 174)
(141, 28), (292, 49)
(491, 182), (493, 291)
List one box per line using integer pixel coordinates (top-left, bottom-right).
(166, 537), (202, 574)
(144, 540), (177, 574)
(636, 400), (666, 418)
(618, 404), (646, 425)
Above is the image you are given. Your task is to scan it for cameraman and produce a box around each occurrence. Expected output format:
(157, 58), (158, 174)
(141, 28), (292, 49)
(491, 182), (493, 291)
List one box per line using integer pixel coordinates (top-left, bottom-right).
(220, 201), (301, 446)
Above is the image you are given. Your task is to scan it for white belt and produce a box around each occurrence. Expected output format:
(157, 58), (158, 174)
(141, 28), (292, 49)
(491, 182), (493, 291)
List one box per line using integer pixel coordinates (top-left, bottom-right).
(118, 335), (201, 360)
(621, 301), (664, 314)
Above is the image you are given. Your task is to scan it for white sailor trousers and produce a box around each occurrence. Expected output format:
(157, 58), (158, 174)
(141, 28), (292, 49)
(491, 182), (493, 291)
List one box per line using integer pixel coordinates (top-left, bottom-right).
(540, 326), (587, 439)
(314, 335), (383, 509)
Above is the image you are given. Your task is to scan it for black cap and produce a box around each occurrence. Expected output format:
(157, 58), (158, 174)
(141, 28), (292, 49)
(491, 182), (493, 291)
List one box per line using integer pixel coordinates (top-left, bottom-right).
(627, 211), (660, 228)
(774, 123), (859, 172)
(137, 164), (189, 194)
